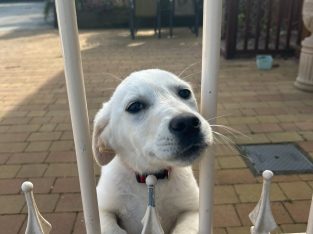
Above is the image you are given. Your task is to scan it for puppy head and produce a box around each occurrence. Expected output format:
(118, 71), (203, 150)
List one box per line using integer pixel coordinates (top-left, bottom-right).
(92, 69), (213, 173)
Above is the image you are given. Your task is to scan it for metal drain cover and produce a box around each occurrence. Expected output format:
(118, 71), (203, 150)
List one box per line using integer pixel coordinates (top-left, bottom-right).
(239, 143), (313, 175)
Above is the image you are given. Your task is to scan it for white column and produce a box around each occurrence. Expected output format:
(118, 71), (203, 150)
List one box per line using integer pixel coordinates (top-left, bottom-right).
(295, 0), (313, 91)
(54, 1), (101, 233)
(199, 0), (223, 233)
(306, 195), (313, 234)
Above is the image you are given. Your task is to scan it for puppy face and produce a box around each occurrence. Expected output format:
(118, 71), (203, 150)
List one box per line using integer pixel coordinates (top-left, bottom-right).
(93, 69), (213, 173)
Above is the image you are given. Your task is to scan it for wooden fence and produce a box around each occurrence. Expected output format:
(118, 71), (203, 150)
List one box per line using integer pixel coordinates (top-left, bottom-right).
(222, 0), (304, 59)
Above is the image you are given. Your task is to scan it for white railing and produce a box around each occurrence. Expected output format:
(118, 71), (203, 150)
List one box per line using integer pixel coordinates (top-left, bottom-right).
(19, 0), (313, 234)
(22, 170), (313, 234)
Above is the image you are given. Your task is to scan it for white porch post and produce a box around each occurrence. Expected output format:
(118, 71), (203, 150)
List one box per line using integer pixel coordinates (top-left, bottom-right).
(199, 0), (223, 233)
(54, 1), (101, 233)
(294, 0), (313, 91)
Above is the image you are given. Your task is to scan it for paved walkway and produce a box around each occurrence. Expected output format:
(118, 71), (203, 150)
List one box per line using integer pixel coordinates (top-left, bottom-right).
(0, 28), (312, 234)
(0, 2), (53, 31)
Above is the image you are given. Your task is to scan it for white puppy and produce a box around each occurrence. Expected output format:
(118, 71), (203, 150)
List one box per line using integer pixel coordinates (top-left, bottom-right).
(93, 69), (213, 234)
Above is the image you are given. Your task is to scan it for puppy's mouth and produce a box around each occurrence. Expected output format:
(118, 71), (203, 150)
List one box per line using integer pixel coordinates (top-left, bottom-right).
(176, 142), (208, 162)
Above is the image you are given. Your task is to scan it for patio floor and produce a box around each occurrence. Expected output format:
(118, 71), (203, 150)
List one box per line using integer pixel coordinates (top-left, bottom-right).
(0, 28), (313, 234)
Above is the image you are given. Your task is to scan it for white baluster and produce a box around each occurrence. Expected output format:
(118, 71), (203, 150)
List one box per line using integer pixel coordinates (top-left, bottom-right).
(306, 195), (313, 234)
(141, 175), (164, 234)
(21, 181), (52, 234)
(249, 170), (277, 234)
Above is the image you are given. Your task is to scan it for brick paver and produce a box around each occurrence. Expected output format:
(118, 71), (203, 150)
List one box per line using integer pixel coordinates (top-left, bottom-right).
(0, 27), (312, 233)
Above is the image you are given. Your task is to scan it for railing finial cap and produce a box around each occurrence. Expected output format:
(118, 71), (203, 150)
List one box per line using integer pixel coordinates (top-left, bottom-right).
(21, 181), (33, 192)
(262, 170), (274, 180)
(146, 175), (157, 186)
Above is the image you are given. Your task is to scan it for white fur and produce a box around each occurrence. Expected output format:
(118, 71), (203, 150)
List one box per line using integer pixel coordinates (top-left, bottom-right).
(93, 69), (213, 234)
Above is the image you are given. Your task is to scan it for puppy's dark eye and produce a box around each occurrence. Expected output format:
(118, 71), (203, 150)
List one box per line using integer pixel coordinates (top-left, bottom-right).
(178, 89), (191, 99)
(126, 101), (145, 114)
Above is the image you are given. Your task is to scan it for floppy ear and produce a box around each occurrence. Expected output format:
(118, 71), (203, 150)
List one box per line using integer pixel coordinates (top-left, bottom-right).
(92, 102), (115, 166)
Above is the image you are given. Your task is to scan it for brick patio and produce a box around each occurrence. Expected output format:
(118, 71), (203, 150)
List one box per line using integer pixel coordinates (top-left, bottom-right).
(0, 28), (312, 234)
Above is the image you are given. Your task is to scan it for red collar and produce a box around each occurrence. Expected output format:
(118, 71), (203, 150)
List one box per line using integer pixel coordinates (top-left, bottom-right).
(135, 169), (171, 183)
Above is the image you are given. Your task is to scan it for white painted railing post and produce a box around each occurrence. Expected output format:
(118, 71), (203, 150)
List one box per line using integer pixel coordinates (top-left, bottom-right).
(199, 0), (223, 233)
(249, 170), (277, 234)
(22, 181), (52, 234)
(54, 1), (101, 233)
(306, 195), (313, 234)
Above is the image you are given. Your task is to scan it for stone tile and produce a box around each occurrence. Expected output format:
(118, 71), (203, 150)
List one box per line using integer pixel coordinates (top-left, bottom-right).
(226, 226), (251, 234)
(0, 214), (26, 234)
(280, 224), (307, 233)
(299, 131), (313, 141)
(25, 141), (52, 152)
(29, 177), (55, 193)
(45, 151), (76, 163)
(73, 212), (86, 234)
(55, 193), (83, 212)
(227, 117), (259, 125)
(0, 133), (29, 143)
(29, 116), (52, 124)
(235, 183), (286, 202)
(279, 123), (299, 131)
(0, 165), (21, 178)
(216, 169), (257, 185)
(276, 115), (298, 122)
(0, 195), (25, 214)
(236, 202), (292, 225)
(298, 141), (313, 152)
(215, 145), (240, 156)
(17, 164), (48, 178)
(256, 115), (279, 123)
(0, 153), (10, 164)
(7, 152), (47, 164)
(296, 122), (313, 131)
(28, 132), (62, 141)
(0, 142), (28, 153)
(44, 212), (76, 234)
(284, 200), (311, 223)
(45, 163), (78, 177)
(260, 174), (300, 183)
(39, 123), (57, 132)
(248, 123), (282, 133)
(61, 131), (74, 140)
(55, 123), (72, 131)
(234, 134), (270, 144)
(214, 185), (239, 204)
(266, 132), (303, 143)
(21, 193), (59, 213)
(213, 205), (241, 227)
(27, 110), (46, 117)
(7, 124), (40, 133)
(300, 174), (313, 181)
(49, 140), (74, 151)
(218, 157), (246, 169)
(279, 181), (312, 200)
(53, 177), (80, 193)
(0, 178), (24, 195)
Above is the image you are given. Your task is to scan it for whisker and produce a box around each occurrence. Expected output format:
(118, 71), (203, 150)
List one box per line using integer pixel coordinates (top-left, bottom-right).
(206, 113), (232, 122)
(212, 132), (251, 160)
(178, 62), (200, 78)
(101, 72), (123, 82)
(211, 124), (249, 139)
(213, 131), (236, 145)
(101, 88), (117, 91)
(212, 131), (239, 153)
(181, 71), (202, 80)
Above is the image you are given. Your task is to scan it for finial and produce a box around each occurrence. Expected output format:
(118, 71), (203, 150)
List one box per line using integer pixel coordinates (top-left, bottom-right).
(22, 181), (52, 234)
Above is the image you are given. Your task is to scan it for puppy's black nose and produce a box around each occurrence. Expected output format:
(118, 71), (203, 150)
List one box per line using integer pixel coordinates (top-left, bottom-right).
(169, 113), (200, 136)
